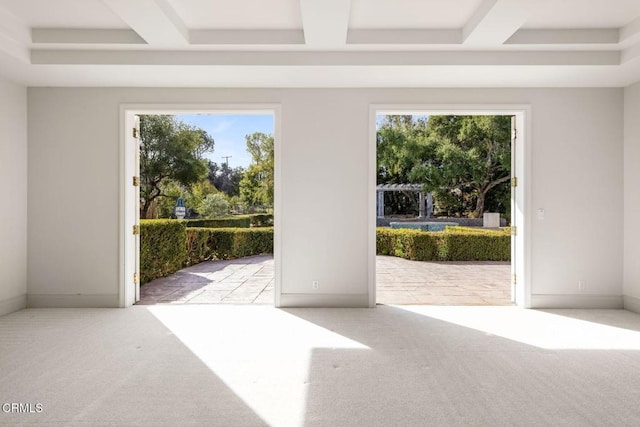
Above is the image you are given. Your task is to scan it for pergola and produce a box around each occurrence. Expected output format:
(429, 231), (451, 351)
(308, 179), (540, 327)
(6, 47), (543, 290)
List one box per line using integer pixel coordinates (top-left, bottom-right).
(376, 184), (433, 219)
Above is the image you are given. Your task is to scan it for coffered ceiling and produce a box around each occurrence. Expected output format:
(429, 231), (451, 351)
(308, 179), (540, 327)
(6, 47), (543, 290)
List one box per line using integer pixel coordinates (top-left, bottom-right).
(0, 0), (639, 87)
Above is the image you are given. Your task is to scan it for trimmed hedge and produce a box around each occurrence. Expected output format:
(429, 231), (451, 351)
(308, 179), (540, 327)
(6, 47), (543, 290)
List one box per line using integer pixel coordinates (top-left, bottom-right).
(140, 219), (187, 283)
(439, 227), (511, 261)
(186, 227), (274, 265)
(376, 226), (510, 262)
(183, 214), (273, 229)
(141, 220), (510, 283)
(250, 213), (273, 227)
(184, 217), (251, 228)
(376, 228), (440, 261)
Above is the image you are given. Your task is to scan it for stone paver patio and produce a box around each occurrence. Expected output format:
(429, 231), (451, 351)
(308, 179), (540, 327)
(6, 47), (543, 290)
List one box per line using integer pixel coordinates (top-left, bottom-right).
(138, 255), (512, 306)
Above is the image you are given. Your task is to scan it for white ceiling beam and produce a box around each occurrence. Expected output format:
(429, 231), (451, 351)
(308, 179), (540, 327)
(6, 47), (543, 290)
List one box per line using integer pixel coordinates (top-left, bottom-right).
(347, 30), (461, 45)
(101, 0), (188, 47)
(620, 17), (640, 46)
(32, 29), (145, 45)
(463, 0), (538, 46)
(506, 29), (618, 45)
(622, 42), (640, 63)
(299, 0), (351, 46)
(190, 30), (304, 45)
(30, 49), (620, 67)
(0, 6), (30, 63)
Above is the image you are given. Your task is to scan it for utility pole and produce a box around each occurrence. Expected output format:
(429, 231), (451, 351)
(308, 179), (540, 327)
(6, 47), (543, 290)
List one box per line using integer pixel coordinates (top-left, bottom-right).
(222, 155), (232, 166)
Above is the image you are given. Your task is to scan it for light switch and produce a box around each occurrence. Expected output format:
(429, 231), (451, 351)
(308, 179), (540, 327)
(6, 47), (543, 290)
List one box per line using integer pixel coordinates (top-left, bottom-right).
(537, 209), (545, 220)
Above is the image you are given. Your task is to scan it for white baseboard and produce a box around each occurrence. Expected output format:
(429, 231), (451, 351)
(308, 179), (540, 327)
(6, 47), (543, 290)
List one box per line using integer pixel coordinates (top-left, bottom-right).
(27, 294), (120, 308)
(279, 293), (369, 308)
(624, 295), (640, 314)
(530, 294), (623, 309)
(0, 294), (27, 316)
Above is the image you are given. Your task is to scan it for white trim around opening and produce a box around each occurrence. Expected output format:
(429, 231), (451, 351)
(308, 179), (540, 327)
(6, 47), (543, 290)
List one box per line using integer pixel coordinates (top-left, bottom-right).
(368, 104), (532, 308)
(118, 104), (282, 308)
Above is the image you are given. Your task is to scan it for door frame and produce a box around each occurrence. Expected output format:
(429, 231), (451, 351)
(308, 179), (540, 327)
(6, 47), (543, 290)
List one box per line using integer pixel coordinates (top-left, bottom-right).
(118, 104), (282, 308)
(368, 104), (531, 308)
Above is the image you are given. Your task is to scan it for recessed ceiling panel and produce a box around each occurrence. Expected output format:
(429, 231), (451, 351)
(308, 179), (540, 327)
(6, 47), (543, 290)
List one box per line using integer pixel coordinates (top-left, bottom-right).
(523, 0), (640, 29)
(0, 0), (129, 28)
(349, 0), (484, 29)
(167, 0), (303, 29)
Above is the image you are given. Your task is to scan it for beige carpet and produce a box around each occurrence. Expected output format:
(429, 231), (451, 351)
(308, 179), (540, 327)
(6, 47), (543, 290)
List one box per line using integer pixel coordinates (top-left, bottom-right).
(2, 306), (640, 426)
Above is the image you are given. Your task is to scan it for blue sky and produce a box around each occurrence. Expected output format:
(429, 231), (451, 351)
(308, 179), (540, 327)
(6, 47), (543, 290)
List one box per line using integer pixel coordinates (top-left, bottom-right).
(175, 113), (424, 169)
(176, 114), (274, 169)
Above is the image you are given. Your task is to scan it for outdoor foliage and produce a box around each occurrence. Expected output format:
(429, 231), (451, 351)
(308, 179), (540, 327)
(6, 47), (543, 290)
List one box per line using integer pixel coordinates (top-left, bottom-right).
(411, 115), (512, 217)
(377, 115), (512, 218)
(197, 193), (230, 218)
(153, 179), (190, 218)
(185, 228), (274, 266)
(184, 217), (252, 228)
(140, 219), (187, 283)
(250, 213), (274, 227)
(154, 180), (219, 218)
(141, 220), (509, 283)
(240, 132), (274, 209)
(439, 226), (511, 261)
(376, 115), (429, 214)
(183, 214), (272, 228)
(376, 226), (510, 262)
(208, 161), (245, 197)
(139, 115), (215, 218)
(376, 228), (440, 260)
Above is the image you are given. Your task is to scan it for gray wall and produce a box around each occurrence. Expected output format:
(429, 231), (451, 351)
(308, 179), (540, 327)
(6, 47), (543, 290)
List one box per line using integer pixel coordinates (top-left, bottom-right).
(27, 87), (624, 308)
(0, 77), (27, 315)
(624, 81), (640, 313)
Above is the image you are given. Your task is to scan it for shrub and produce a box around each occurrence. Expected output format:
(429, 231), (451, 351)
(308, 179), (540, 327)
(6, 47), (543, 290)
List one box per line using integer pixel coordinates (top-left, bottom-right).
(439, 226), (510, 261)
(184, 216), (251, 228)
(140, 219), (187, 283)
(231, 228), (274, 258)
(185, 227), (274, 264)
(140, 220), (509, 284)
(376, 228), (441, 261)
(376, 227), (510, 262)
(197, 193), (230, 218)
(250, 213), (274, 227)
(184, 214), (273, 228)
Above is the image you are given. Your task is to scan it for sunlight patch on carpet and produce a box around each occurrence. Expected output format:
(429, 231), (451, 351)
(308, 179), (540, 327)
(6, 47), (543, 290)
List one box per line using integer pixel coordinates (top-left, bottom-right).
(147, 305), (369, 427)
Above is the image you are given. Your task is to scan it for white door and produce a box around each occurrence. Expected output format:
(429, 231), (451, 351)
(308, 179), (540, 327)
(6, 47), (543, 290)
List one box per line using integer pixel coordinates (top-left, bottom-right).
(124, 114), (141, 306)
(510, 115), (517, 304)
(133, 115), (141, 302)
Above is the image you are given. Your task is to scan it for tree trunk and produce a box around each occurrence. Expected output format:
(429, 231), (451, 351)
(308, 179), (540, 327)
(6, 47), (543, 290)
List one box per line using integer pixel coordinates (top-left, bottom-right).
(474, 175), (511, 218)
(141, 194), (158, 219)
(141, 199), (153, 219)
(474, 190), (486, 218)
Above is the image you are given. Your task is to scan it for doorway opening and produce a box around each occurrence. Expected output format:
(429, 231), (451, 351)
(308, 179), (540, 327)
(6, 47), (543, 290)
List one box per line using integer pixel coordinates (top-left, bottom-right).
(369, 106), (529, 308)
(120, 105), (282, 308)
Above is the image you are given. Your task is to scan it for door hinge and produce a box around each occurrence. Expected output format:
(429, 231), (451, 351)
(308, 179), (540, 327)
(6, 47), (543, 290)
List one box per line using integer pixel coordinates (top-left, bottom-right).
(512, 274), (517, 285)
(511, 177), (518, 187)
(132, 224), (140, 235)
(132, 128), (139, 139)
(133, 176), (140, 186)
(510, 226), (517, 236)
(133, 272), (139, 284)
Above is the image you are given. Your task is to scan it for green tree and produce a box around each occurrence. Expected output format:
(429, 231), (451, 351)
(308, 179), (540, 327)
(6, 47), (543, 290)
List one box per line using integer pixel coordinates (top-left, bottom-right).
(239, 132), (274, 209)
(154, 179), (190, 218)
(139, 115), (214, 218)
(410, 115), (512, 217)
(197, 193), (230, 218)
(376, 116), (430, 215)
(208, 161), (245, 197)
(377, 115), (428, 184)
